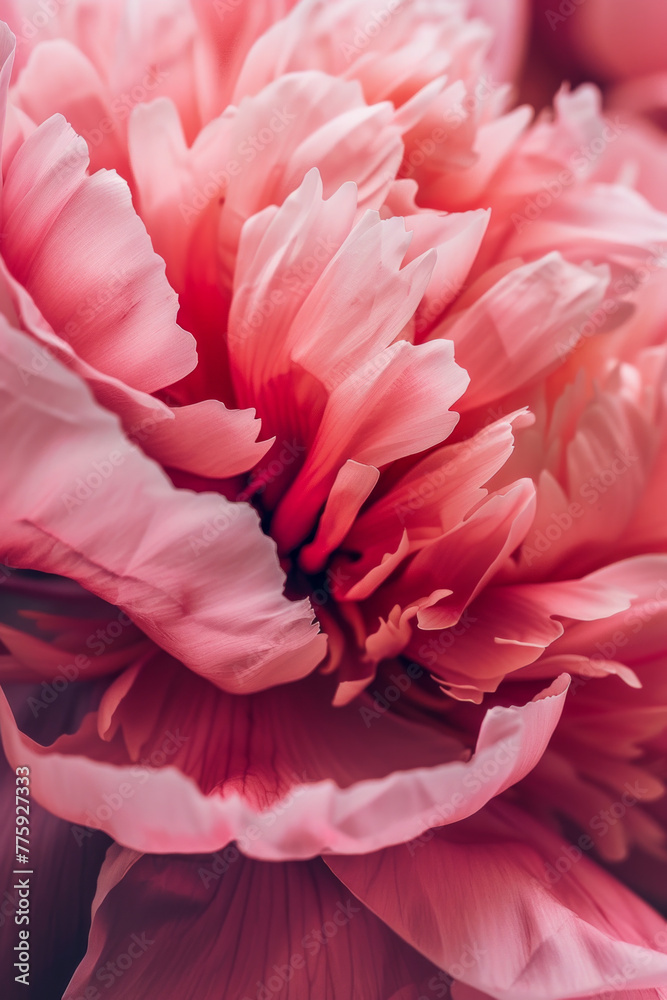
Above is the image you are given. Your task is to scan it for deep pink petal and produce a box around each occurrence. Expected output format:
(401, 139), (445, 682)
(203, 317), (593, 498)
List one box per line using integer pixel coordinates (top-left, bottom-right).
(65, 847), (439, 1000)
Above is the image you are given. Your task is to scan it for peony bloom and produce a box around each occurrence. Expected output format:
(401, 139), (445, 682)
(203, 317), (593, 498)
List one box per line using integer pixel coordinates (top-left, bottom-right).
(0, 0), (667, 997)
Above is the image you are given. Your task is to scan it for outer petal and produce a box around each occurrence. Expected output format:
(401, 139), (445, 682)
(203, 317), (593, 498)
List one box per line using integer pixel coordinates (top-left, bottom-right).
(0, 320), (324, 692)
(65, 848), (440, 1000)
(0, 655), (568, 857)
(327, 801), (667, 1000)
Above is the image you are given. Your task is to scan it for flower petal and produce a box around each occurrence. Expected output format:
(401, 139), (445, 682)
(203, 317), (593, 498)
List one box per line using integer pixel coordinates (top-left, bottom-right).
(326, 801), (667, 1000)
(0, 320), (324, 692)
(65, 847), (439, 1000)
(0, 657), (568, 857)
(1, 113), (195, 392)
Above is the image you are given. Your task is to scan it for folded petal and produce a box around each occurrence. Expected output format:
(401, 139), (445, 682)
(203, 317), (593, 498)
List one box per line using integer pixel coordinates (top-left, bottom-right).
(327, 801), (667, 1000)
(0, 320), (324, 692)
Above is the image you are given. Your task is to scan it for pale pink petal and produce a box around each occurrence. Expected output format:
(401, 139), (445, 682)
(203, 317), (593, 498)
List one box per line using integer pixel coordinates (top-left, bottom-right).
(190, 0), (298, 117)
(400, 208), (490, 340)
(128, 97), (235, 292)
(11, 38), (130, 176)
(337, 410), (532, 599)
(504, 184), (667, 281)
(218, 72), (404, 278)
(233, 0), (475, 108)
(364, 480), (536, 665)
(0, 255), (272, 477)
(468, 0), (529, 82)
(0, 22), (15, 175)
(300, 460), (380, 575)
(408, 570), (634, 697)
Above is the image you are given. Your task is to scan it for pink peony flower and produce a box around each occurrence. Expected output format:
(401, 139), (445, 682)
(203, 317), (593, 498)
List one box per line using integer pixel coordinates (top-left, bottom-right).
(0, 1), (666, 997)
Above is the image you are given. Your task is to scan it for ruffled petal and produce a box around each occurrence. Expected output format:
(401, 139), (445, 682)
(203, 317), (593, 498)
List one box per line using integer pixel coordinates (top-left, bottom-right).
(0, 653), (568, 857)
